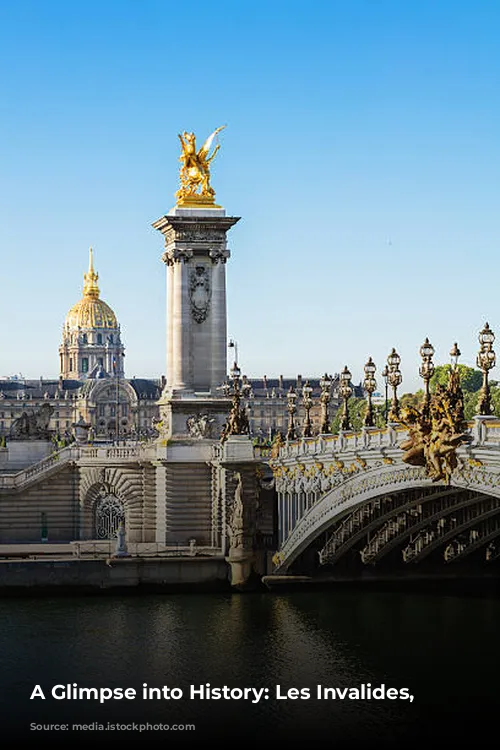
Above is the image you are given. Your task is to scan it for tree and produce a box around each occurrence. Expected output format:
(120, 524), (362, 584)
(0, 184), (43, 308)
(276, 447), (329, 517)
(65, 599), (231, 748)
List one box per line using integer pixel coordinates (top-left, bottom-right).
(331, 397), (386, 433)
(430, 365), (482, 393)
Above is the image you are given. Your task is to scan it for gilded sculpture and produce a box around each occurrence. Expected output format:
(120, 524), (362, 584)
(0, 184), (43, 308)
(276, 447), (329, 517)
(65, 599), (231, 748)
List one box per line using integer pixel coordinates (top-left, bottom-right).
(399, 367), (471, 484)
(175, 126), (226, 206)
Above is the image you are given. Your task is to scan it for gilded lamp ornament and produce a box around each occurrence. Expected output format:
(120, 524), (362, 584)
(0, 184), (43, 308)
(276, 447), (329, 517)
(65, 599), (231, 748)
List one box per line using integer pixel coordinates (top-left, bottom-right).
(220, 362), (250, 441)
(363, 357), (377, 427)
(319, 373), (332, 434)
(339, 366), (353, 431)
(476, 323), (496, 416)
(399, 343), (471, 484)
(286, 387), (298, 440)
(387, 348), (402, 422)
(175, 126), (226, 207)
(301, 381), (314, 437)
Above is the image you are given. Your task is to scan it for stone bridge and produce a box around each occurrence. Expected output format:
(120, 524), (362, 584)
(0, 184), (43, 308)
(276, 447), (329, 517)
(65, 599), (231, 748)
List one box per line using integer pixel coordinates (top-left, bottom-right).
(269, 415), (500, 575)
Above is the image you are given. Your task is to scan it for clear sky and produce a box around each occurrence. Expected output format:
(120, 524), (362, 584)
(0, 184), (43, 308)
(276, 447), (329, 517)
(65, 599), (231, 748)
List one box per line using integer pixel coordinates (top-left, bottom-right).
(1, 0), (499, 393)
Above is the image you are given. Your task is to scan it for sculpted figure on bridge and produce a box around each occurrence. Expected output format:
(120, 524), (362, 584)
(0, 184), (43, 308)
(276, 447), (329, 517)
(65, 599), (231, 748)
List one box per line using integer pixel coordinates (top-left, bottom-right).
(10, 403), (54, 440)
(400, 368), (471, 484)
(175, 126), (225, 206)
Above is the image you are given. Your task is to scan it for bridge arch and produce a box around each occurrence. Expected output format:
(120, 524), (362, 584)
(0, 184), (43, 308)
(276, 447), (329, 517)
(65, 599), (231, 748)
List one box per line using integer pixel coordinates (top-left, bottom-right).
(273, 462), (500, 573)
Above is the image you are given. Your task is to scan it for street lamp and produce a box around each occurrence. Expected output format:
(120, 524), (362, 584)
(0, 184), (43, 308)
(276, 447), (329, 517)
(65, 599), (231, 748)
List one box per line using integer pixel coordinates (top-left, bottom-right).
(228, 338), (238, 365)
(477, 323), (496, 416)
(319, 373), (332, 434)
(302, 380), (314, 437)
(381, 365), (389, 424)
(286, 386), (298, 440)
(450, 342), (461, 370)
(387, 348), (402, 422)
(419, 338), (435, 415)
(363, 357), (377, 427)
(339, 366), (353, 431)
(220, 361), (250, 441)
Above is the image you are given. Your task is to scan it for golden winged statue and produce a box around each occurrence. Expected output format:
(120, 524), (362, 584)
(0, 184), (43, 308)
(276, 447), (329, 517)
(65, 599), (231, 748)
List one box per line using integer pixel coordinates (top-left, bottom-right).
(175, 126), (226, 206)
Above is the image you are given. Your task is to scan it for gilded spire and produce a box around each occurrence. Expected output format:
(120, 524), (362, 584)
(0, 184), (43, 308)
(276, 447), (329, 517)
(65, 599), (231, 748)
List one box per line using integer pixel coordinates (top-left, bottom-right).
(83, 247), (100, 298)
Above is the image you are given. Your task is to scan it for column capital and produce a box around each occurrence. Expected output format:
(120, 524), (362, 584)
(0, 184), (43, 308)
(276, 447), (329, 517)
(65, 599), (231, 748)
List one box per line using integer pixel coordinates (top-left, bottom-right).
(162, 247), (194, 265)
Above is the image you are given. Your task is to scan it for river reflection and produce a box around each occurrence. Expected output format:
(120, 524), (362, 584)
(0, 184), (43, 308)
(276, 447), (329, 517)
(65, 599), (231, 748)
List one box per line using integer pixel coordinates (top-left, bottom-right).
(0, 591), (498, 744)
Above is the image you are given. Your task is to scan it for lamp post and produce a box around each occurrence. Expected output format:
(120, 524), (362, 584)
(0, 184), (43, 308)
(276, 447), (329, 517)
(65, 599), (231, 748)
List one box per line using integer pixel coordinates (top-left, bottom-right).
(286, 386), (298, 440)
(381, 365), (389, 424)
(419, 338), (435, 416)
(319, 373), (332, 434)
(363, 357), (377, 427)
(450, 342), (461, 370)
(302, 380), (313, 437)
(387, 348), (402, 422)
(220, 361), (250, 440)
(339, 366), (353, 431)
(477, 323), (496, 416)
(228, 338), (238, 365)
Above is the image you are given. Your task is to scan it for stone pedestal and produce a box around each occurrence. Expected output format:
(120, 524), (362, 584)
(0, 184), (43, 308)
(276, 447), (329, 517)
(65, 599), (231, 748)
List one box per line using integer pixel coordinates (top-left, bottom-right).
(221, 435), (260, 588)
(153, 206), (240, 399)
(156, 392), (232, 442)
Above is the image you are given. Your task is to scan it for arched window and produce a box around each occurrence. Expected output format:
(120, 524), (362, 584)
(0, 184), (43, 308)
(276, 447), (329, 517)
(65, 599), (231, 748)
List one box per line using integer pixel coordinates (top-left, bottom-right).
(94, 495), (124, 539)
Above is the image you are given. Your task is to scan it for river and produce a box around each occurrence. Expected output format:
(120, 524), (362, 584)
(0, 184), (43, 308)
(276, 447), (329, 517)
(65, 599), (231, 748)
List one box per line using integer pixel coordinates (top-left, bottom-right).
(1, 589), (497, 746)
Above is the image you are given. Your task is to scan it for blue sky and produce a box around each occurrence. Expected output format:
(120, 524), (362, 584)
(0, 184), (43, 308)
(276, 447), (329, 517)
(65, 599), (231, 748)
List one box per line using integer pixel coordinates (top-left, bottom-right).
(0, 0), (499, 392)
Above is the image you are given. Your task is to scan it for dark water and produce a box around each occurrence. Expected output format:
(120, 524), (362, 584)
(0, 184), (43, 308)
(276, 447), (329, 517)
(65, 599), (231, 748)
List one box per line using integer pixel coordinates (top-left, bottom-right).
(0, 590), (498, 747)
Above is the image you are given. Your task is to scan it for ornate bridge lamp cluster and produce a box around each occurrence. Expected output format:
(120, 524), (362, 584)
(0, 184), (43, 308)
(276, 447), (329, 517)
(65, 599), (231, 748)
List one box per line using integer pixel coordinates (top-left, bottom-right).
(339, 366), (353, 431)
(221, 362), (250, 440)
(363, 357), (377, 427)
(286, 386), (298, 440)
(419, 338), (435, 415)
(319, 373), (332, 434)
(387, 348), (402, 422)
(301, 380), (314, 437)
(477, 323), (496, 416)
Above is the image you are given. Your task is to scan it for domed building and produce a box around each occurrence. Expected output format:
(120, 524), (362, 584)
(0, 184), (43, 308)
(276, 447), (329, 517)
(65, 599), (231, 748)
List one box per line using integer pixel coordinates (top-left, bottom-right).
(59, 248), (125, 380)
(0, 249), (163, 445)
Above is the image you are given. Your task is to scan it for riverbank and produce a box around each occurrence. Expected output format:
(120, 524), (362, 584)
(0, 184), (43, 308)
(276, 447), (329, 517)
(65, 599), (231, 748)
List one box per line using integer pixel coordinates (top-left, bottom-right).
(0, 555), (232, 595)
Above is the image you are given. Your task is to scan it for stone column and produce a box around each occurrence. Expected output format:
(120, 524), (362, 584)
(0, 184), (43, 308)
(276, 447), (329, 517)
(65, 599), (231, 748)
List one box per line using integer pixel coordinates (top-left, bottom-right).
(171, 253), (193, 392)
(210, 254), (228, 393)
(166, 261), (174, 387)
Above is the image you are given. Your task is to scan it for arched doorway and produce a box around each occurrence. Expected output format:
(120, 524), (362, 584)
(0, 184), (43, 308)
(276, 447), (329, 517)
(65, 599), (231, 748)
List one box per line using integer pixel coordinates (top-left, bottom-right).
(94, 494), (124, 539)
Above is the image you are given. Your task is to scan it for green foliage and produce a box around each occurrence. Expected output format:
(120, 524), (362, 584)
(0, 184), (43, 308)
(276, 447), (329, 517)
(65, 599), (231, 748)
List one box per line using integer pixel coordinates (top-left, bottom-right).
(400, 390), (425, 409)
(431, 365), (482, 393)
(331, 398), (387, 434)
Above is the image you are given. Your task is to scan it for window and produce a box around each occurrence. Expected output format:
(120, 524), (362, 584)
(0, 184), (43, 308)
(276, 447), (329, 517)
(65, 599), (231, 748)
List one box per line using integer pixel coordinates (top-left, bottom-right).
(97, 334), (102, 344)
(98, 404), (105, 417)
(82, 334), (88, 344)
(69, 358), (73, 372)
(98, 357), (104, 367)
(121, 404), (128, 417)
(110, 405), (116, 417)
(82, 358), (89, 373)
(108, 335), (113, 344)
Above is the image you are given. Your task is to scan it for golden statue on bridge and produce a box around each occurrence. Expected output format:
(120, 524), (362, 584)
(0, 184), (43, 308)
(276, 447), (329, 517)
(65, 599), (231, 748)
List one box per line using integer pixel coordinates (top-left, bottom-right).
(175, 126), (226, 206)
(399, 367), (472, 484)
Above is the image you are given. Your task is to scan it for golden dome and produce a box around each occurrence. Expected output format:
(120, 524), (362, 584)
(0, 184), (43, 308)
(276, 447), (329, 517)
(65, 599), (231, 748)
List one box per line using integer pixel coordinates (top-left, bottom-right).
(65, 248), (118, 330)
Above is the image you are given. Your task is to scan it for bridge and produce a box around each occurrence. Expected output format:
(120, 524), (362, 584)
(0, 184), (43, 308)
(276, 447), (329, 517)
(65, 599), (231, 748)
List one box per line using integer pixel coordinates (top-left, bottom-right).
(269, 415), (500, 576)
